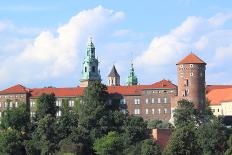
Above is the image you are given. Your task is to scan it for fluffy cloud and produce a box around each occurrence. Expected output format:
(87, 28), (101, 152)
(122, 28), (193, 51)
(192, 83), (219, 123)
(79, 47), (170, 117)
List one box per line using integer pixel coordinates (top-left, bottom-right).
(0, 6), (124, 87)
(135, 12), (232, 84)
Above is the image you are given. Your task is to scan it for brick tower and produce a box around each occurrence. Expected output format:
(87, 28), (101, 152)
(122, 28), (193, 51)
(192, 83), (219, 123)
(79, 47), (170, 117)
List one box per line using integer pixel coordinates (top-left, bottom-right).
(176, 53), (206, 111)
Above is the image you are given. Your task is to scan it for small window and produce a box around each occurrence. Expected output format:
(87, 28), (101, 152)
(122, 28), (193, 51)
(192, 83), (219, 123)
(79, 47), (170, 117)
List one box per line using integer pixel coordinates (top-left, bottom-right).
(120, 99), (126, 104)
(158, 109), (161, 114)
(164, 108), (167, 114)
(152, 108), (155, 114)
(180, 65), (183, 68)
(92, 66), (95, 72)
(190, 73), (193, 76)
(134, 99), (140, 104)
(145, 109), (149, 114)
(15, 102), (18, 108)
(69, 100), (75, 107)
(30, 112), (35, 118)
(158, 98), (161, 103)
(164, 98), (167, 103)
(134, 109), (140, 114)
(85, 67), (87, 72)
(152, 98), (155, 104)
(184, 79), (189, 86)
(56, 111), (62, 117)
(9, 102), (13, 108)
(190, 64), (193, 68)
(145, 98), (149, 104)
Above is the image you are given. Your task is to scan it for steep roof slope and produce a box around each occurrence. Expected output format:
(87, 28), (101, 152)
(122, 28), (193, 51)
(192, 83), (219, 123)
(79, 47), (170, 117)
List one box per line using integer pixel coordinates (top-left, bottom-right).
(177, 53), (206, 65)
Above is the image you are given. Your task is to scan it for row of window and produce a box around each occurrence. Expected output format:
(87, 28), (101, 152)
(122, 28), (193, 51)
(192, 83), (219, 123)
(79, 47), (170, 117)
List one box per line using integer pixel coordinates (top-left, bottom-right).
(180, 64), (194, 68)
(0, 95), (25, 99)
(134, 108), (169, 115)
(144, 90), (174, 94)
(30, 100), (75, 108)
(134, 98), (168, 104)
(0, 102), (18, 108)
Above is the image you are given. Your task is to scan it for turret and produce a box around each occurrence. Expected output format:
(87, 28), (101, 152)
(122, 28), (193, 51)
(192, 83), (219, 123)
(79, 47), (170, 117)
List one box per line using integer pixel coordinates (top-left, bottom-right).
(80, 37), (101, 87)
(108, 65), (120, 86)
(176, 53), (206, 111)
(126, 63), (138, 86)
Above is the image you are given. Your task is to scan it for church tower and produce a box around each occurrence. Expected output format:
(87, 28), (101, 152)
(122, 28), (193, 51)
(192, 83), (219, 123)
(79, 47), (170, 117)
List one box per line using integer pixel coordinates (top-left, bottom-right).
(126, 63), (138, 86)
(108, 65), (120, 86)
(176, 53), (206, 111)
(80, 38), (101, 87)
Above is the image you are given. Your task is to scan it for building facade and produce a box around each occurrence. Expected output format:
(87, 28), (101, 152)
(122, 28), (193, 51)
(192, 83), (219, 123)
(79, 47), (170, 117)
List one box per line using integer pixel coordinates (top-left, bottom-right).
(0, 39), (230, 121)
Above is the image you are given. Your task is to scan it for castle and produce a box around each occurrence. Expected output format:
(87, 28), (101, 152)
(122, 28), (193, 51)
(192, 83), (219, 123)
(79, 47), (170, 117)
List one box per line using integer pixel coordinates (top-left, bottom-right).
(0, 38), (231, 121)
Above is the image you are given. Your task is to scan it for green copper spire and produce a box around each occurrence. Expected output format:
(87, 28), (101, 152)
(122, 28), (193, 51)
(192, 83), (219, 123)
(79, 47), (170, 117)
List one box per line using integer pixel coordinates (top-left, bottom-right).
(126, 62), (138, 85)
(80, 37), (101, 86)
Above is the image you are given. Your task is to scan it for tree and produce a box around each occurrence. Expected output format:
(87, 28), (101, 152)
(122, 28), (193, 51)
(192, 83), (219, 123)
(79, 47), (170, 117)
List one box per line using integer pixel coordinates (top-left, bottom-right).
(76, 81), (112, 154)
(31, 115), (59, 155)
(140, 139), (161, 155)
(93, 131), (123, 155)
(225, 134), (232, 155)
(57, 99), (79, 141)
(163, 99), (201, 155)
(163, 125), (201, 155)
(123, 116), (148, 146)
(1, 103), (30, 132)
(197, 118), (227, 155)
(147, 119), (171, 129)
(36, 93), (57, 120)
(174, 99), (198, 128)
(0, 129), (25, 155)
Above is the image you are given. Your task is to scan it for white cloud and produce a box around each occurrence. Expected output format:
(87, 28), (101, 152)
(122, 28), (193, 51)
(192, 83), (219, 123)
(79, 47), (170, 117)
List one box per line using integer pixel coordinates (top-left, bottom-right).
(0, 6), (124, 86)
(135, 12), (232, 84)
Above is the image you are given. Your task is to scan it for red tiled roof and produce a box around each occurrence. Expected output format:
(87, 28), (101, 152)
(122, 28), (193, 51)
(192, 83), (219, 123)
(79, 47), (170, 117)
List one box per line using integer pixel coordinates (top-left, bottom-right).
(177, 53), (206, 65)
(28, 80), (177, 97)
(108, 80), (176, 95)
(30, 87), (85, 97)
(0, 84), (29, 94)
(149, 80), (177, 89)
(206, 88), (232, 105)
(107, 85), (147, 95)
(206, 85), (232, 93)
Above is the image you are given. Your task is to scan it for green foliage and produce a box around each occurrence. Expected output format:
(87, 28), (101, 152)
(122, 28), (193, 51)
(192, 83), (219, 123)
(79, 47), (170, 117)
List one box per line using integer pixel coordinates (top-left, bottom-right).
(0, 103), (30, 132)
(36, 93), (58, 120)
(57, 99), (79, 141)
(163, 124), (201, 155)
(0, 129), (25, 155)
(197, 118), (227, 155)
(77, 81), (112, 152)
(123, 116), (148, 145)
(31, 115), (59, 155)
(140, 139), (161, 155)
(225, 134), (232, 155)
(174, 99), (198, 127)
(147, 119), (171, 129)
(163, 99), (201, 155)
(93, 131), (123, 155)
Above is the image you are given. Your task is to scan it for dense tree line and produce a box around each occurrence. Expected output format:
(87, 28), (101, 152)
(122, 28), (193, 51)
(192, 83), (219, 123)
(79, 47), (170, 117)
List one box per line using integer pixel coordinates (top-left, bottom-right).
(0, 81), (231, 155)
(0, 82), (160, 155)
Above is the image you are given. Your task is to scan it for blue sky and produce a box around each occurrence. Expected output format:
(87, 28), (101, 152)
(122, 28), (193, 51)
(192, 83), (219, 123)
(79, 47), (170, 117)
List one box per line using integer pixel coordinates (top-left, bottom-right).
(0, 0), (232, 89)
